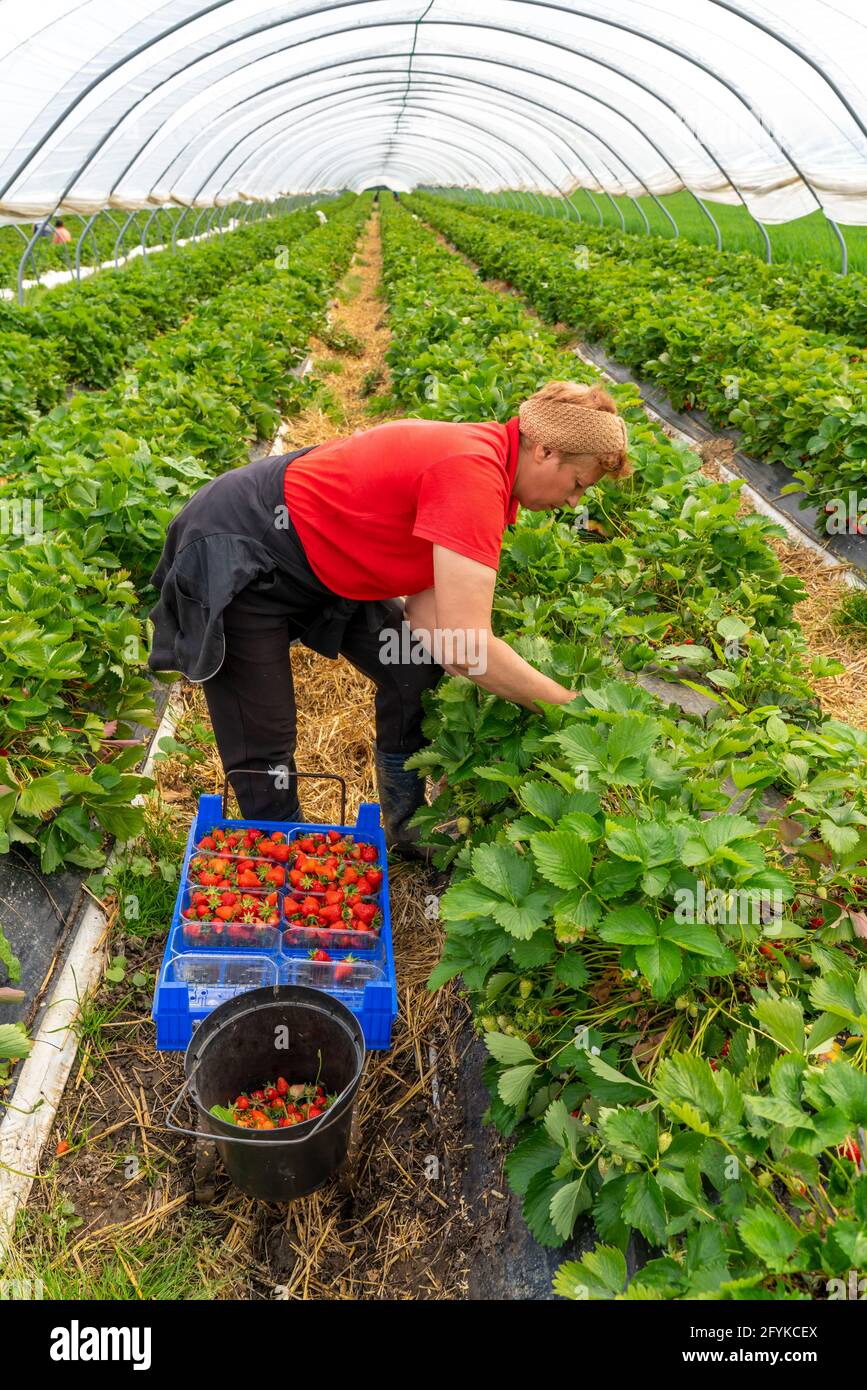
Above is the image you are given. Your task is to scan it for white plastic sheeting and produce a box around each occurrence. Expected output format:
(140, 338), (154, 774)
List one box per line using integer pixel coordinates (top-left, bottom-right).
(1, 0), (866, 224)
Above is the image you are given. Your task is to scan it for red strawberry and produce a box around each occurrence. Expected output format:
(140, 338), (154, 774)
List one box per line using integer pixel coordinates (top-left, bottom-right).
(839, 1137), (862, 1165)
(311, 949), (332, 962)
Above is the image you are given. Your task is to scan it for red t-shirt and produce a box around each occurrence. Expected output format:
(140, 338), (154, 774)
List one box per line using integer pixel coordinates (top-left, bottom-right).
(282, 417), (521, 599)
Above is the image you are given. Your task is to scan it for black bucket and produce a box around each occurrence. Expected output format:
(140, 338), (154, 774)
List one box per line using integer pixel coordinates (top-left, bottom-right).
(167, 985), (365, 1201)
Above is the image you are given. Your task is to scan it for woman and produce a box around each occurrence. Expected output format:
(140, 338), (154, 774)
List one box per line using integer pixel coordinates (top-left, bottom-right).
(147, 380), (630, 852)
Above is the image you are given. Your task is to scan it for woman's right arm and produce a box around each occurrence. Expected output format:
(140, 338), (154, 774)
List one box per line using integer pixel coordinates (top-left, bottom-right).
(404, 546), (579, 711)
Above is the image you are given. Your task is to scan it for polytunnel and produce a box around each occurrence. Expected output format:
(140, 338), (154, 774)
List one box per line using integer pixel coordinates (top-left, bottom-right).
(1, 0), (867, 225)
(2, 0), (867, 1326)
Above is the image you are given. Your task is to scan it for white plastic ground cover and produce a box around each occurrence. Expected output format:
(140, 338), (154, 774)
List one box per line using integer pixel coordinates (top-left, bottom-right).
(0, 2), (866, 223)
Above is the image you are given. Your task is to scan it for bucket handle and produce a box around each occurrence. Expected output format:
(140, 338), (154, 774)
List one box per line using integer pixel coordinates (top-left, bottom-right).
(222, 768), (347, 826)
(163, 1058), (359, 1148)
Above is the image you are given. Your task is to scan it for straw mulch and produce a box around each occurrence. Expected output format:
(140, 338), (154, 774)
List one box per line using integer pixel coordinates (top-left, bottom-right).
(699, 444), (866, 730)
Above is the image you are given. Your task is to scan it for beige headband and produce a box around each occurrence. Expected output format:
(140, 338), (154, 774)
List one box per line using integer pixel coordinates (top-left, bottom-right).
(519, 397), (628, 456)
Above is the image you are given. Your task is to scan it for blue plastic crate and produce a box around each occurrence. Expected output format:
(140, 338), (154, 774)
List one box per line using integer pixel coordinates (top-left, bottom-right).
(152, 795), (397, 1050)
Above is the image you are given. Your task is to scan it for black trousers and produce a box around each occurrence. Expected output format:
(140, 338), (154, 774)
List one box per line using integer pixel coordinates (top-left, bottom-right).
(199, 526), (444, 823)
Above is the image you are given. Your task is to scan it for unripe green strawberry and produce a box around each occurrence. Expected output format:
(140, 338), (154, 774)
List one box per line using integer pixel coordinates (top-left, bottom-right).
(518, 979), (533, 999)
(675, 995), (690, 1011)
(757, 1169), (773, 1188)
(456, 816), (471, 836)
(658, 1131), (673, 1153)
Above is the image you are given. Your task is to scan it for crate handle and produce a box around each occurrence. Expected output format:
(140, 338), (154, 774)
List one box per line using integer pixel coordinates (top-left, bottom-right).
(164, 1059), (356, 1147)
(221, 768), (347, 826)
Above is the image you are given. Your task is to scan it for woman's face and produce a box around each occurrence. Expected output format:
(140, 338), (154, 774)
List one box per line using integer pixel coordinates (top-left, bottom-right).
(514, 445), (609, 511)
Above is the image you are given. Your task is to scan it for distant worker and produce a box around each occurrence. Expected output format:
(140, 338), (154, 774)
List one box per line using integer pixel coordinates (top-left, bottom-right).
(392, 190), (400, 202)
(53, 219), (72, 244)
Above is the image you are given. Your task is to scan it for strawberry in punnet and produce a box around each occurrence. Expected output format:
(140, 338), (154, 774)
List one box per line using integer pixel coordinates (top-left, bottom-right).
(334, 956), (357, 984)
(310, 948), (333, 962)
(353, 901), (378, 927)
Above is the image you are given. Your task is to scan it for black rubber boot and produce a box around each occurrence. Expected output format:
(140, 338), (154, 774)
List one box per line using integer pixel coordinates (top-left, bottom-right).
(374, 745), (429, 861)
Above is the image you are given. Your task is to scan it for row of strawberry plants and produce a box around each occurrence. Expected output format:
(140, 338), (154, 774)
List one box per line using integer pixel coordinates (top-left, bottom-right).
(0, 197), (368, 872)
(0, 208), (193, 290)
(409, 194), (867, 533)
(0, 205), (326, 433)
(443, 199), (867, 347)
(379, 200), (867, 1300)
(382, 206), (839, 725)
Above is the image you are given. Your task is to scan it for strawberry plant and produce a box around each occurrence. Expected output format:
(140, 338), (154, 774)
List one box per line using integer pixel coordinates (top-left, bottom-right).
(410, 194), (867, 533)
(380, 200), (867, 1299)
(0, 200), (369, 871)
(0, 205), (325, 430)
